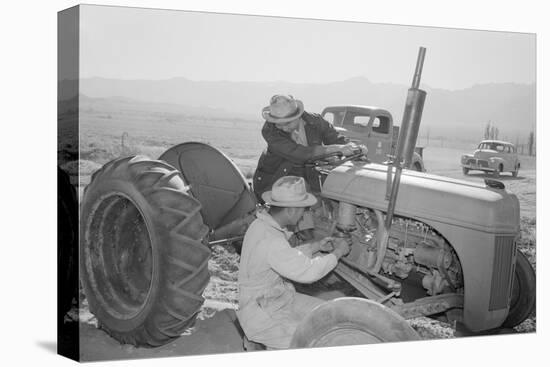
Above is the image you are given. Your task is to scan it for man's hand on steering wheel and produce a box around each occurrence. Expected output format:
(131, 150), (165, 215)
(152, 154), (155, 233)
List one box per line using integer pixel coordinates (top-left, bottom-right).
(307, 143), (368, 166)
(343, 142), (368, 157)
(325, 142), (364, 157)
(339, 143), (356, 156)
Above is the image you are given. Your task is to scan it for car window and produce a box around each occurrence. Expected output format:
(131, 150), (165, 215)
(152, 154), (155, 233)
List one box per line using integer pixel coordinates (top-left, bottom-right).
(323, 111), (345, 126)
(496, 144), (505, 152)
(323, 112), (334, 124)
(354, 115), (370, 127)
(342, 112), (355, 127)
(372, 116), (390, 134)
(350, 115), (390, 134)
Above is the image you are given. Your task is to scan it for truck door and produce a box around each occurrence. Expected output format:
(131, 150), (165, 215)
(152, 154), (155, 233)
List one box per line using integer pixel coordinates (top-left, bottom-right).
(342, 112), (392, 164)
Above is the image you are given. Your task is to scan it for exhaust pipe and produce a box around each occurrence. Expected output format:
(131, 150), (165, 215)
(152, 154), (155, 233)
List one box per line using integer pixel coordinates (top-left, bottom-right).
(395, 47), (427, 168)
(374, 47), (428, 273)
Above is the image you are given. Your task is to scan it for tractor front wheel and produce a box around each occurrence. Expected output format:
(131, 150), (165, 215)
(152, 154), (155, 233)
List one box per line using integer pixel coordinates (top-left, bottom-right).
(502, 251), (536, 328)
(290, 297), (420, 348)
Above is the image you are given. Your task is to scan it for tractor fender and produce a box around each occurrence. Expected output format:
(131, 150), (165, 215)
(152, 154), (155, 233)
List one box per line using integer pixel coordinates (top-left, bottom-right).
(159, 142), (257, 233)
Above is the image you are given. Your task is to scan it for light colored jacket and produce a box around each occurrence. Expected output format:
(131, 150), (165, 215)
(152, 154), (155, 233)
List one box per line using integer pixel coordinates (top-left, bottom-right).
(236, 211), (338, 348)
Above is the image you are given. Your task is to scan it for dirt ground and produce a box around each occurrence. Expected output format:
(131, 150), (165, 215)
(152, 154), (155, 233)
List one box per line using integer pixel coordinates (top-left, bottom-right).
(68, 146), (536, 361)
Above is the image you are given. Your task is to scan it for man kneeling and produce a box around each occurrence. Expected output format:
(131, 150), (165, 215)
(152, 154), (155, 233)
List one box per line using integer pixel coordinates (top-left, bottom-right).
(237, 176), (350, 349)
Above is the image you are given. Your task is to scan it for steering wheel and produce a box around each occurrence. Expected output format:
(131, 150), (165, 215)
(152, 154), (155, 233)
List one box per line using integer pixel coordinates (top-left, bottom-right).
(306, 149), (366, 168)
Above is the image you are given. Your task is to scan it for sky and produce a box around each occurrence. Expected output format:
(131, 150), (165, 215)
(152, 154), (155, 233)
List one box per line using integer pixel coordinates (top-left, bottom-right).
(79, 5), (536, 90)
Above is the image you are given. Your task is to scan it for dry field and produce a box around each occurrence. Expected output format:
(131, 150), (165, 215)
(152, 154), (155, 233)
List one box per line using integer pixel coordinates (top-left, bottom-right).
(61, 101), (536, 359)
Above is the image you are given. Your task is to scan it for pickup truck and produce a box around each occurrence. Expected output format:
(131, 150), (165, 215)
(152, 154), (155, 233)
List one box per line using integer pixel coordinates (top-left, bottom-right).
(321, 105), (425, 171)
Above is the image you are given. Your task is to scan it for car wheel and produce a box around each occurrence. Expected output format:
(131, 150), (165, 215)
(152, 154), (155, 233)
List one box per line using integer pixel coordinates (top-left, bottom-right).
(462, 167), (469, 175)
(512, 165), (519, 177)
(493, 164), (502, 178)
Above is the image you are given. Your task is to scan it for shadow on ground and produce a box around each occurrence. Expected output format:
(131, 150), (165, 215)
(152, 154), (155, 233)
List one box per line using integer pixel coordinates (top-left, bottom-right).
(79, 309), (246, 362)
(36, 341), (57, 354)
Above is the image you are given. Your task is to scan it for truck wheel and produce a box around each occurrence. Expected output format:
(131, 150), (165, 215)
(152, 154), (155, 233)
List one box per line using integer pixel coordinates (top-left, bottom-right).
(80, 156), (211, 347)
(462, 167), (469, 175)
(58, 167), (78, 318)
(290, 297), (420, 348)
(502, 251), (536, 328)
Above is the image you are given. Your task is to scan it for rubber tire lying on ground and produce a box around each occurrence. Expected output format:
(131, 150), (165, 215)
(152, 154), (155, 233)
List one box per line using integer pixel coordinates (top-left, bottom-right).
(80, 156), (211, 347)
(290, 297), (420, 348)
(502, 250), (536, 328)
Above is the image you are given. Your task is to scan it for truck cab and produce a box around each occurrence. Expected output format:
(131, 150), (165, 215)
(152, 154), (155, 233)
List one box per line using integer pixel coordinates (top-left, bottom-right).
(321, 105), (425, 171)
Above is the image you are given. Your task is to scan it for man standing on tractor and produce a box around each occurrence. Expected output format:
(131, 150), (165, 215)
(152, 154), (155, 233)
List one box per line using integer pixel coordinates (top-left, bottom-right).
(253, 94), (368, 201)
(237, 176), (351, 349)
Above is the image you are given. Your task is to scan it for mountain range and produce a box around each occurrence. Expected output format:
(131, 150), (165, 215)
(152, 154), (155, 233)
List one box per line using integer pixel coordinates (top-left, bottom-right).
(59, 76), (535, 142)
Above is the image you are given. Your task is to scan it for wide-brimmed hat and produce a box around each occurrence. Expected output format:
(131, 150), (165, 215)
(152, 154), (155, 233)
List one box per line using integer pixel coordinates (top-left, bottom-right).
(261, 176), (317, 207)
(262, 95), (304, 124)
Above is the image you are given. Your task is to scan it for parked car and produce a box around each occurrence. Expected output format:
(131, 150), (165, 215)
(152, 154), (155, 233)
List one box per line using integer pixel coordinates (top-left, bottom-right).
(461, 140), (520, 177)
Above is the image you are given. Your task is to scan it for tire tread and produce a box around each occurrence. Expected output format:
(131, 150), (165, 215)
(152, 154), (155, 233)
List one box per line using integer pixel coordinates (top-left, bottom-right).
(80, 156), (211, 347)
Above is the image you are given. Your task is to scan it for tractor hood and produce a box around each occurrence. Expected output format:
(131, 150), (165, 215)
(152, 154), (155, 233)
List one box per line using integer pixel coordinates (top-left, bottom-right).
(322, 162), (519, 233)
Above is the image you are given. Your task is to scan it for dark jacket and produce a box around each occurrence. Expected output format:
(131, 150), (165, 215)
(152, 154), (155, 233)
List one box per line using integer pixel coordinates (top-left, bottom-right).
(253, 111), (348, 199)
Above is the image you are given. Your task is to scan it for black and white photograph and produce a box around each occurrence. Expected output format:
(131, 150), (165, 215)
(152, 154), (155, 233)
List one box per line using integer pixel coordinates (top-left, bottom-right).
(55, 3), (539, 362)
(4, 1), (547, 367)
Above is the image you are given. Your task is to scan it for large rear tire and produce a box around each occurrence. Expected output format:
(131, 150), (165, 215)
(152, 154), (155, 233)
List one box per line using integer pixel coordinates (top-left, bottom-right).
(502, 251), (536, 328)
(290, 297), (420, 348)
(80, 156), (211, 347)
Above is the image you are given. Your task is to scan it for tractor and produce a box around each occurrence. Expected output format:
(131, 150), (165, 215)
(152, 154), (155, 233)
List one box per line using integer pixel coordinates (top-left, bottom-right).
(78, 48), (535, 348)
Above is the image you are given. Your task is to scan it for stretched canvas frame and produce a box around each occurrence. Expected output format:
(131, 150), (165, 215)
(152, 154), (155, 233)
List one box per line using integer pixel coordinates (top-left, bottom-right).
(57, 4), (536, 362)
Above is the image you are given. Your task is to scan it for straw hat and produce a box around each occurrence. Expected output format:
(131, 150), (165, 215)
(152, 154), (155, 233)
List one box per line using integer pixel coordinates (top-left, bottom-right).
(261, 176), (317, 207)
(261, 95), (304, 123)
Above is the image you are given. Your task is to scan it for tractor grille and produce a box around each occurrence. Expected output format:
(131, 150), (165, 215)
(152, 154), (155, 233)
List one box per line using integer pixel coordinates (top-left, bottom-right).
(489, 236), (516, 311)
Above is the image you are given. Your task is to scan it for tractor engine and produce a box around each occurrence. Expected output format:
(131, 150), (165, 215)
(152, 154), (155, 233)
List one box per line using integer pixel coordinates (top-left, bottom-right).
(317, 201), (463, 297)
